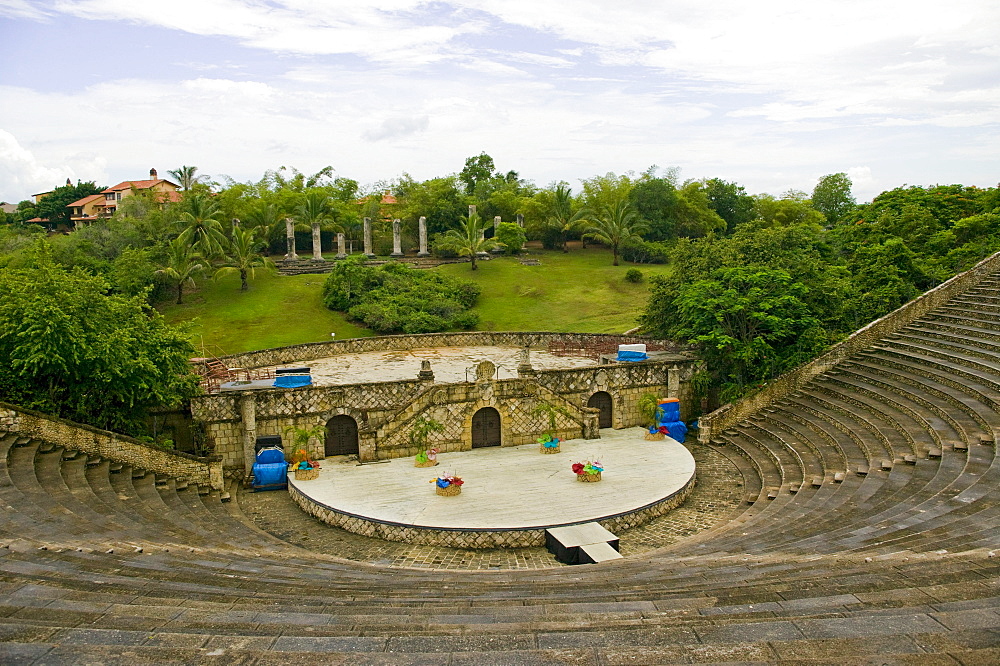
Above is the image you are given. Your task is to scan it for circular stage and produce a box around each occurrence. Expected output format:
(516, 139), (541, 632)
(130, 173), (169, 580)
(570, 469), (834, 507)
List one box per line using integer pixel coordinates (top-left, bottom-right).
(287, 428), (696, 549)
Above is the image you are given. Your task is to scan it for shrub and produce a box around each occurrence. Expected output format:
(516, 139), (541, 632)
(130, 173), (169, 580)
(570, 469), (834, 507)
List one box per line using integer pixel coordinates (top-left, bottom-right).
(323, 258), (480, 334)
(621, 239), (670, 264)
(625, 268), (644, 283)
(494, 222), (526, 255)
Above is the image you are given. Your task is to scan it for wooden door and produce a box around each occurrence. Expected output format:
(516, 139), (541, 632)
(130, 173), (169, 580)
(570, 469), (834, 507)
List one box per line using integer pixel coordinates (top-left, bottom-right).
(471, 407), (501, 448)
(587, 392), (613, 428)
(325, 415), (359, 456)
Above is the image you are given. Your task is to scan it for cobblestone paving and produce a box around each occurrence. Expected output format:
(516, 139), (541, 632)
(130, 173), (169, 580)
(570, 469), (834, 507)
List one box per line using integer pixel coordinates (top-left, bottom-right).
(238, 443), (742, 569)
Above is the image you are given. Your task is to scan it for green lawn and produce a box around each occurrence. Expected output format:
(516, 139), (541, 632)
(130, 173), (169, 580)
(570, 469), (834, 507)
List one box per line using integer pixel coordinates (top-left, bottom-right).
(158, 247), (671, 355)
(157, 271), (372, 357)
(438, 247), (672, 333)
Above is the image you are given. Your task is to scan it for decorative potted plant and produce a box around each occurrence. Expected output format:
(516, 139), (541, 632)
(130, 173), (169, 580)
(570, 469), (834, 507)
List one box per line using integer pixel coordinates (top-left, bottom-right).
(286, 424), (326, 479)
(410, 416), (444, 467)
(532, 402), (569, 454)
(571, 460), (604, 482)
(430, 472), (464, 496)
(638, 393), (666, 440)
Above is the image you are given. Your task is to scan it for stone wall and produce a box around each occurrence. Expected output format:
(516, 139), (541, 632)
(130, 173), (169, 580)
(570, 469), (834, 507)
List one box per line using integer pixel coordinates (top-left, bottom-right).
(191, 353), (699, 473)
(0, 401), (223, 490)
(204, 331), (688, 372)
(698, 249), (1000, 443)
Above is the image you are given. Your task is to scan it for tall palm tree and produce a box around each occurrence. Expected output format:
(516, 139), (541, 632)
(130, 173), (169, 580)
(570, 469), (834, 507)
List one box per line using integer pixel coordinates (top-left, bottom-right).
(214, 223), (274, 291)
(436, 213), (501, 270)
(244, 202), (285, 252)
(547, 183), (590, 253)
(177, 194), (227, 259)
(585, 200), (648, 266)
(296, 191), (335, 228)
(156, 237), (205, 304)
(167, 165), (208, 191)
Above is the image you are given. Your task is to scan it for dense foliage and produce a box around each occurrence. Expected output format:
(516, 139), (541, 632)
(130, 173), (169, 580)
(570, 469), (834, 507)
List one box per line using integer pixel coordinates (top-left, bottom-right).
(642, 184), (1000, 403)
(322, 257), (480, 333)
(0, 249), (200, 434)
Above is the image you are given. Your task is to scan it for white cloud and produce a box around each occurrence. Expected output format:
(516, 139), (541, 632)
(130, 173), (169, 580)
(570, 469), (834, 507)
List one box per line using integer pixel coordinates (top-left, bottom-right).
(0, 129), (106, 201)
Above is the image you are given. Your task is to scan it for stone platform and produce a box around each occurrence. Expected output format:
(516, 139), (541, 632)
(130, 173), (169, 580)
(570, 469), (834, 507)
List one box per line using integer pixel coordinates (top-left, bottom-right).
(287, 428), (696, 549)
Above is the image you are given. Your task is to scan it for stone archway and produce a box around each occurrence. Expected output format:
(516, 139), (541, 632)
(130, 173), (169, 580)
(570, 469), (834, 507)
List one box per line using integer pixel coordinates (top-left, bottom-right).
(587, 391), (613, 429)
(471, 407), (502, 448)
(325, 415), (359, 457)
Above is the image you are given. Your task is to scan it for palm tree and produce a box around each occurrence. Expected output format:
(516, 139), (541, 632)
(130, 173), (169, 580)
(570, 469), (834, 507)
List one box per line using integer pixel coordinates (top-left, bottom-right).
(436, 213), (501, 270)
(244, 202), (285, 252)
(214, 224), (274, 291)
(296, 191), (334, 227)
(547, 183), (590, 253)
(156, 237), (205, 304)
(177, 194), (227, 259)
(167, 165), (208, 191)
(585, 200), (648, 266)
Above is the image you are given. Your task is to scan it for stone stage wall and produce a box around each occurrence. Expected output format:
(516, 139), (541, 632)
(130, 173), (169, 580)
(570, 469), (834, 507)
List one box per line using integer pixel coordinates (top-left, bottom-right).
(287, 473), (697, 549)
(189, 333), (699, 473)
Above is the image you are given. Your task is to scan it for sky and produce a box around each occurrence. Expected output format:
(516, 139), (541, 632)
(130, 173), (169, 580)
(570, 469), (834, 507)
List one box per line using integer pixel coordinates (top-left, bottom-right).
(1, 0), (998, 204)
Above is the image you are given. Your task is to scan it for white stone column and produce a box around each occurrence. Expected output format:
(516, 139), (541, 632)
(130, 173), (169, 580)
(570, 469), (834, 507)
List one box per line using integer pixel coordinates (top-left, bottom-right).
(284, 218), (298, 261)
(417, 216), (430, 257)
(336, 232), (347, 259)
(311, 222), (323, 261)
(363, 217), (375, 258)
(390, 218), (403, 257)
(239, 394), (257, 473)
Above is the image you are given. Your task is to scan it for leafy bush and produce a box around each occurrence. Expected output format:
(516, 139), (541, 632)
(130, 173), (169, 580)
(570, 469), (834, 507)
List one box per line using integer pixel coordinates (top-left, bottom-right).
(322, 257), (480, 334)
(624, 268), (644, 283)
(621, 239), (670, 264)
(494, 222), (526, 255)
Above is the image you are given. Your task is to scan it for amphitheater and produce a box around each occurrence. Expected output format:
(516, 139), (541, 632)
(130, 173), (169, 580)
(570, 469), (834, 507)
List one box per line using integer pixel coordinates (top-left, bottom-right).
(3, 252), (1000, 664)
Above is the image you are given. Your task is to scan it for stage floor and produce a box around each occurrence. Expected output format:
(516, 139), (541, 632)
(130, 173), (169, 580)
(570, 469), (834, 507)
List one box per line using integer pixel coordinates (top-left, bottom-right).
(288, 428), (695, 532)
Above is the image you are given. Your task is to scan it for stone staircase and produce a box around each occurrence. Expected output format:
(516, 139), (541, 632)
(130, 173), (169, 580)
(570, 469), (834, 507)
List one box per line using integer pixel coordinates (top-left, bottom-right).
(5, 275), (1000, 662)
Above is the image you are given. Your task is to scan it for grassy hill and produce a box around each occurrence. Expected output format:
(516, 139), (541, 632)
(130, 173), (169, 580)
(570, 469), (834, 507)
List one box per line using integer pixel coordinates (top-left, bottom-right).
(158, 246), (671, 355)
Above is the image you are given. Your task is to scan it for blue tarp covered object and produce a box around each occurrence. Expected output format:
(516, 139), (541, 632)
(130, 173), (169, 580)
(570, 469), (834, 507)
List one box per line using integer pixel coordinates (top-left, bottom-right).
(252, 446), (288, 491)
(273, 375), (312, 388)
(616, 350), (648, 362)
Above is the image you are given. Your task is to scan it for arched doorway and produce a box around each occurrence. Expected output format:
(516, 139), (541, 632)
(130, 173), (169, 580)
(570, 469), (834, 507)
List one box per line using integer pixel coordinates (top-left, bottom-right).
(325, 415), (359, 457)
(471, 407), (501, 448)
(588, 392), (613, 428)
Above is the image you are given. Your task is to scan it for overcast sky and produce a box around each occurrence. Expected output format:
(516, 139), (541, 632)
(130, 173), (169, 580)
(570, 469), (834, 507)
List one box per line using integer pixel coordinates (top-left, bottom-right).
(1, 1), (998, 204)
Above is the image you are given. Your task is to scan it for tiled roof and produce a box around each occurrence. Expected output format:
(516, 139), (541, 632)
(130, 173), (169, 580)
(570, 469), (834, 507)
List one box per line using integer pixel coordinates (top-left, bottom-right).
(67, 194), (104, 207)
(102, 178), (180, 193)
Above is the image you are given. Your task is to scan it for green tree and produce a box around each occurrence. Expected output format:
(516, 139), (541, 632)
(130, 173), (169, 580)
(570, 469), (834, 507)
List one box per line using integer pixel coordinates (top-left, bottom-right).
(177, 193), (227, 258)
(156, 236), (205, 304)
(435, 213), (501, 270)
(167, 165), (209, 191)
(494, 221), (526, 255)
(584, 200), (648, 266)
(36, 181), (104, 230)
(811, 172), (856, 225)
(535, 183), (589, 251)
(704, 178), (756, 233)
(214, 223), (274, 291)
(0, 251), (200, 434)
(629, 174), (678, 242)
(459, 152), (497, 195)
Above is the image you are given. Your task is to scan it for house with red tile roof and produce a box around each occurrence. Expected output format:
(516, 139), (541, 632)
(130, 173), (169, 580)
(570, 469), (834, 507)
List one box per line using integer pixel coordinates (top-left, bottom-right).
(69, 168), (181, 225)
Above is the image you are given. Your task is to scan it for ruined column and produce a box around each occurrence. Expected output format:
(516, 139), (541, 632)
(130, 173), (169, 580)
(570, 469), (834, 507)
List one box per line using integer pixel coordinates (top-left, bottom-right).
(468, 204), (477, 219)
(491, 215), (503, 253)
(390, 218), (403, 257)
(417, 216), (430, 257)
(363, 217), (375, 258)
(477, 219), (488, 257)
(335, 232), (347, 259)
(516, 213), (524, 228)
(311, 222), (323, 261)
(239, 394), (257, 474)
(517, 345), (536, 378)
(417, 360), (435, 382)
(284, 218), (298, 261)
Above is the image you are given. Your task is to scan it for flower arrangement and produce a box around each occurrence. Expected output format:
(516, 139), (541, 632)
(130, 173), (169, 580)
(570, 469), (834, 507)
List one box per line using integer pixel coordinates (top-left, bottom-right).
(533, 402), (569, 454)
(414, 447), (439, 468)
(571, 460), (603, 482)
(430, 472), (464, 496)
(290, 449), (321, 470)
(537, 433), (561, 453)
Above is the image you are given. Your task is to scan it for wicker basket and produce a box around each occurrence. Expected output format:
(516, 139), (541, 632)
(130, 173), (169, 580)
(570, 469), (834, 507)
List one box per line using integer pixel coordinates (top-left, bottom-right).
(540, 444), (561, 454)
(435, 484), (462, 496)
(644, 431), (665, 441)
(576, 472), (602, 482)
(414, 459), (439, 468)
(294, 468), (319, 481)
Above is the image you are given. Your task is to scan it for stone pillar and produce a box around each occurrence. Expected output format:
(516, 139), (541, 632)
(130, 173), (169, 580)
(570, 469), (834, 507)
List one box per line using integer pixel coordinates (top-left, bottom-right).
(417, 360), (434, 382)
(284, 218), (298, 261)
(311, 222), (323, 261)
(516, 213), (524, 228)
(363, 217), (375, 258)
(668, 365), (680, 398)
(390, 218), (403, 257)
(336, 232), (347, 259)
(468, 204), (476, 219)
(477, 221), (488, 257)
(239, 394), (257, 473)
(517, 345), (536, 378)
(417, 216), (430, 257)
(491, 215), (504, 253)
